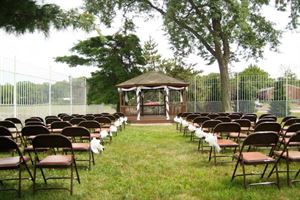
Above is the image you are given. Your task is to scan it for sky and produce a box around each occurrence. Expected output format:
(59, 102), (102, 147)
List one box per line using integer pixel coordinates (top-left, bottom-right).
(0, 0), (299, 80)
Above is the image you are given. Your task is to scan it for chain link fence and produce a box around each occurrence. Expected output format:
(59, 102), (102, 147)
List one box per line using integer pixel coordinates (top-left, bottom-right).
(0, 57), (115, 121)
(188, 73), (300, 116)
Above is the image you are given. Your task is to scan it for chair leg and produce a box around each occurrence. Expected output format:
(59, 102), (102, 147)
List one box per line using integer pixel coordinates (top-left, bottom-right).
(213, 148), (217, 165)
(91, 151), (95, 165)
(88, 150), (91, 170)
(33, 164), (37, 194)
(208, 147), (212, 162)
(39, 168), (47, 184)
(295, 169), (300, 179)
(18, 165), (21, 197)
(261, 163), (269, 178)
(275, 163), (280, 189)
(197, 139), (201, 151)
(73, 160), (80, 184)
(231, 160), (239, 181)
(242, 162), (247, 189)
(24, 162), (33, 180)
(70, 163), (73, 195)
(286, 159), (290, 186)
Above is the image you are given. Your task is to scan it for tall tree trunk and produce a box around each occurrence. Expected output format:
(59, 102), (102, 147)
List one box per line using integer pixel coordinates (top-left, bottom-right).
(217, 59), (232, 112)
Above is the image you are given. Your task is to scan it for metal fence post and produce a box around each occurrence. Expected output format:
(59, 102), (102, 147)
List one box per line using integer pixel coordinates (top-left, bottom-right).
(48, 66), (52, 115)
(286, 76), (288, 117)
(236, 73), (239, 112)
(84, 77), (87, 114)
(13, 56), (17, 117)
(194, 76), (197, 112)
(69, 76), (73, 114)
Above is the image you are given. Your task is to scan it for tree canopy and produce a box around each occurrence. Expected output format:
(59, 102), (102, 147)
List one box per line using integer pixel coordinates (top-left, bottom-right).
(56, 34), (145, 105)
(0, 0), (94, 34)
(82, 0), (300, 112)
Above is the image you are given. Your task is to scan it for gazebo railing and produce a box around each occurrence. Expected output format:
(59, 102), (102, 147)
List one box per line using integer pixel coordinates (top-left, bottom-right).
(120, 103), (185, 117)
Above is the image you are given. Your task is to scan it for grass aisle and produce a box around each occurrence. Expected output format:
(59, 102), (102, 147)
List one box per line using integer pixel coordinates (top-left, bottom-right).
(2, 125), (300, 199)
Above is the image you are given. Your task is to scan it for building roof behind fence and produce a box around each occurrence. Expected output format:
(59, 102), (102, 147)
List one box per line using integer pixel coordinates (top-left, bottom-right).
(116, 71), (189, 88)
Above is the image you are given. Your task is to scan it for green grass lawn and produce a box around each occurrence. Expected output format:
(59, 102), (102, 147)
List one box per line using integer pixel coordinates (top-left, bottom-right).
(1, 124), (300, 199)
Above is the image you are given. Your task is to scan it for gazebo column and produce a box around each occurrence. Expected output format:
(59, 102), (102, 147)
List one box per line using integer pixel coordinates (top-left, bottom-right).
(136, 87), (141, 120)
(164, 86), (170, 120)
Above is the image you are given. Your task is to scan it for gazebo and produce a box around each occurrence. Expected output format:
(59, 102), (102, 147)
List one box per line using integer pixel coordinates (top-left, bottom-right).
(116, 71), (189, 123)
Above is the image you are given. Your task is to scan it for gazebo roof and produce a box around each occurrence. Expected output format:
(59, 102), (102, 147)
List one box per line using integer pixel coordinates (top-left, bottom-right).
(116, 71), (189, 88)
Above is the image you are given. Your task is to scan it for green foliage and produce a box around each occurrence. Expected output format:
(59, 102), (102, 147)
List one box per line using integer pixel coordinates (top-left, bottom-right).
(269, 77), (291, 117)
(143, 38), (201, 82)
(0, 0), (94, 34)
(234, 65), (272, 113)
(82, 0), (297, 111)
(56, 34), (145, 105)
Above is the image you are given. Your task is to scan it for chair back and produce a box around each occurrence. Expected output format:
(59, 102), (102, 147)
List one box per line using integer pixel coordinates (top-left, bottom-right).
(62, 127), (90, 138)
(284, 123), (300, 134)
(256, 118), (276, 126)
(78, 120), (101, 129)
(0, 126), (13, 137)
(241, 132), (279, 149)
(228, 114), (241, 120)
(114, 112), (125, 117)
(241, 115), (257, 123)
(254, 122), (281, 133)
(21, 125), (50, 137)
(32, 134), (72, 149)
(215, 116), (231, 122)
(287, 131), (300, 144)
(83, 115), (95, 120)
(93, 114), (104, 118)
(62, 116), (74, 121)
(0, 137), (19, 152)
(186, 114), (200, 122)
(94, 117), (111, 124)
(213, 122), (241, 136)
(50, 121), (72, 129)
(282, 118), (300, 127)
(45, 117), (61, 125)
(207, 113), (219, 119)
(69, 117), (86, 125)
(193, 116), (210, 125)
(281, 116), (296, 125)
(5, 117), (22, 125)
(201, 120), (222, 131)
(0, 120), (17, 129)
(25, 121), (45, 126)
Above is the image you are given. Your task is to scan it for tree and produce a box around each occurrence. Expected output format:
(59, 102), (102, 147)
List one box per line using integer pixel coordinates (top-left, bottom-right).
(82, 0), (297, 112)
(0, 0), (94, 34)
(143, 38), (201, 82)
(55, 33), (145, 105)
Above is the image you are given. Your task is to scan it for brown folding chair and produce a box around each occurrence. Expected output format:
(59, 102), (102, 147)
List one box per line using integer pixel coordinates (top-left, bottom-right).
(268, 131), (300, 186)
(191, 116), (210, 141)
(62, 116), (74, 122)
(5, 117), (23, 130)
(21, 125), (50, 164)
(78, 120), (102, 140)
(231, 132), (279, 189)
(0, 137), (33, 197)
(49, 121), (72, 133)
(254, 122), (281, 134)
(32, 134), (80, 195)
(280, 116), (296, 126)
(45, 118), (61, 127)
(197, 120), (222, 152)
(209, 122), (241, 165)
(82, 115), (95, 120)
(0, 120), (23, 145)
(69, 117), (86, 126)
(62, 127), (95, 170)
(94, 117), (113, 142)
(232, 119), (252, 138)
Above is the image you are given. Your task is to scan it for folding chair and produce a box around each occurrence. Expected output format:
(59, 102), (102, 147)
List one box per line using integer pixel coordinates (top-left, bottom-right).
(0, 120), (22, 145)
(280, 116), (296, 126)
(268, 131), (300, 186)
(94, 117), (113, 141)
(254, 122), (281, 134)
(62, 116), (74, 122)
(231, 132), (279, 189)
(45, 118), (61, 127)
(78, 120), (102, 140)
(32, 134), (80, 195)
(209, 122), (241, 165)
(69, 118), (86, 126)
(228, 114), (241, 120)
(0, 137), (33, 197)
(184, 114), (200, 136)
(197, 120), (222, 152)
(278, 123), (300, 148)
(233, 119), (252, 138)
(215, 116), (231, 122)
(241, 115), (257, 127)
(82, 115), (95, 120)
(49, 121), (72, 133)
(5, 117), (23, 130)
(62, 127), (95, 170)
(281, 118), (300, 132)
(21, 125), (50, 164)
(207, 113), (219, 119)
(25, 121), (46, 127)
(191, 116), (210, 141)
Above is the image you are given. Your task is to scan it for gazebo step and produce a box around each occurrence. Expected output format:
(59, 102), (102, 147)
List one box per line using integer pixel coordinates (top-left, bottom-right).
(128, 115), (174, 124)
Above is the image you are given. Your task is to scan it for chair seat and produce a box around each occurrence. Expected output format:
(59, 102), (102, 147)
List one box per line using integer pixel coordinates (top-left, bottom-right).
(281, 132), (296, 137)
(274, 151), (300, 161)
(37, 155), (73, 167)
(236, 152), (275, 164)
(50, 128), (63, 133)
(72, 143), (90, 151)
(241, 127), (250, 132)
(0, 156), (29, 168)
(217, 139), (238, 147)
(229, 132), (248, 138)
(279, 138), (300, 146)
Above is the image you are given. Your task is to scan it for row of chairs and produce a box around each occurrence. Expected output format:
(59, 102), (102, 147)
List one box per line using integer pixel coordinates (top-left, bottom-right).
(175, 112), (300, 189)
(0, 112), (126, 197)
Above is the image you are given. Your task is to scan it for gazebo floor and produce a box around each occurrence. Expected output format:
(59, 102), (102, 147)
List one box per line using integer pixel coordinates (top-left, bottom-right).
(128, 115), (174, 124)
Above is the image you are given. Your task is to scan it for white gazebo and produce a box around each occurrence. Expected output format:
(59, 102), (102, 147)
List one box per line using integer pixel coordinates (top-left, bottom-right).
(116, 71), (189, 122)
